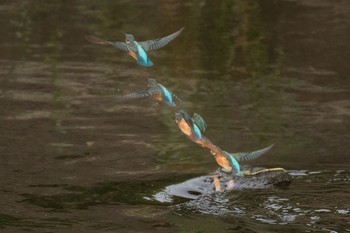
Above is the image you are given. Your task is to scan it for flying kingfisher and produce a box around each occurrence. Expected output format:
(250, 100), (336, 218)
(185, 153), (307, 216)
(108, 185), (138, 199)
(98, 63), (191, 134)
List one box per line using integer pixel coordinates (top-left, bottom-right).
(117, 78), (182, 107)
(85, 27), (184, 67)
(175, 110), (223, 152)
(175, 110), (208, 142)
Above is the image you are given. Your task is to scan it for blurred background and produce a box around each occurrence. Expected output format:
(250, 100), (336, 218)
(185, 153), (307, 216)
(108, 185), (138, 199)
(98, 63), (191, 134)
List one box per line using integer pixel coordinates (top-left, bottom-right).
(0, 0), (349, 232)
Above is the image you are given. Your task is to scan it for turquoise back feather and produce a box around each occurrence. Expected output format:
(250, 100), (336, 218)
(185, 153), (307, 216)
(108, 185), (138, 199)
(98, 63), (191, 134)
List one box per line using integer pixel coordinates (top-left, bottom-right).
(228, 155), (241, 174)
(222, 150), (241, 174)
(134, 41), (153, 66)
(157, 84), (174, 105)
(192, 123), (202, 139)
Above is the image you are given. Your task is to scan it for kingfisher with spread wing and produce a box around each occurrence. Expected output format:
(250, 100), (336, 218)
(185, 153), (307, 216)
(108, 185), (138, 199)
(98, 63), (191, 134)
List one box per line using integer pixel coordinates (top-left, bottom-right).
(174, 110), (276, 191)
(211, 144), (274, 175)
(117, 78), (182, 107)
(175, 110), (274, 175)
(85, 27), (184, 67)
(211, 144), (275, 191)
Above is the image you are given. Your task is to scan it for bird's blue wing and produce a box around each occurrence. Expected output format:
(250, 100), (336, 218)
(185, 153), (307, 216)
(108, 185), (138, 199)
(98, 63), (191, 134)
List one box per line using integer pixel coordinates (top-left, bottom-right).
(230, 144), (274, 162)
(192, 113), (207, 132)
(139, 27), (184, 52)
(110, 41), (130, 52)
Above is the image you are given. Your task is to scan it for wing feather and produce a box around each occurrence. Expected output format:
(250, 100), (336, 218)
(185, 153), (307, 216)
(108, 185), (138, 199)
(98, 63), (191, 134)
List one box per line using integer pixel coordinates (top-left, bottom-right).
(192, 113), (207, 132)
(117, 90), (151, 100)
(173, 93), (183, 103)
(109, 41), (130, 52)
(140, 27), (184, 52)
(85, 35), (129, 52)
(230, 144), (274, 162)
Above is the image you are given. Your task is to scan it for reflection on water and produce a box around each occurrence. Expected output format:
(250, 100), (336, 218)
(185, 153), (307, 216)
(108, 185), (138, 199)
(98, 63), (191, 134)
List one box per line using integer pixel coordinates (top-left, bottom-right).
(0, 0), (350, 232)
(174, 170), (350, 232)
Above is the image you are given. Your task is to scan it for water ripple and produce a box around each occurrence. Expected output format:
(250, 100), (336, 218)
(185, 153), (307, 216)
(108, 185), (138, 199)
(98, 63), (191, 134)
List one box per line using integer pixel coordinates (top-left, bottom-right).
(171, 170), (350, 231)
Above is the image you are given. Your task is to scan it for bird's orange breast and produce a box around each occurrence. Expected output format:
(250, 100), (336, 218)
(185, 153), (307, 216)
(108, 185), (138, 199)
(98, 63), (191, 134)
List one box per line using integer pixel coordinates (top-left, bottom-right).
(152, 92), (162, 102)
(212, 150), (232, 172)
(177, 118), (192, 137)
(128, 49), (138, 60)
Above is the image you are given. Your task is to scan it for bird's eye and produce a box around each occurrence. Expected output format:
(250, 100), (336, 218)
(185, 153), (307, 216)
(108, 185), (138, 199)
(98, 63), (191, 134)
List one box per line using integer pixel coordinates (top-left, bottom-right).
(126, 40), (129, 43)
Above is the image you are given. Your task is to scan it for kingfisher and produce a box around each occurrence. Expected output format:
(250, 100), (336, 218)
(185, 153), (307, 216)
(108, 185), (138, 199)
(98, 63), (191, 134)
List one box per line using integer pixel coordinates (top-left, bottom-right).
(175, 110), (208, 142)
(175, 110), (226, 153)
(211, 144), (274, 191)
(175, 110), (222, 151)
(85, 27), (184, 67)
(211, 144), (274, 175)
(118, 78), (182, 107)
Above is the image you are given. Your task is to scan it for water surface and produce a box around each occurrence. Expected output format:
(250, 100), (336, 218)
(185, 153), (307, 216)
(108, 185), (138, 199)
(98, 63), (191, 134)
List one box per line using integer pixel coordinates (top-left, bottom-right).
(0, 0), (349, 232)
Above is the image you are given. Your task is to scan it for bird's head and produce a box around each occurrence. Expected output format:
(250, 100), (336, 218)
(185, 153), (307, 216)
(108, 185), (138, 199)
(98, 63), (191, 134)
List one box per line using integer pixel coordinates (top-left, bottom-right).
(147, 78), (157, 87)
(175, 110), (192, 125)
(125, 34), (135, 43)
(175, 111), (184, 123)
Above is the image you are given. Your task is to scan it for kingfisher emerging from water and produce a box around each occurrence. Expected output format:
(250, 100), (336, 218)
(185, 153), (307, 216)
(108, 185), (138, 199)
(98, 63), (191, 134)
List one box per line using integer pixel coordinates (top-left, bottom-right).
(118, 78), (182, 107)
(211, 144), (275, 191)
(211, 144), (274, 175)
(85, 27), (184, 67)
(174, 110), (278, 191)
(175, 110), (275, 174)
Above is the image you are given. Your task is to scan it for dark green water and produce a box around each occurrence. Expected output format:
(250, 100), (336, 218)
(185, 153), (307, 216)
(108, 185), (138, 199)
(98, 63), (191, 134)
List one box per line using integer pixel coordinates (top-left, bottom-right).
(0, 0), (349, 232)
